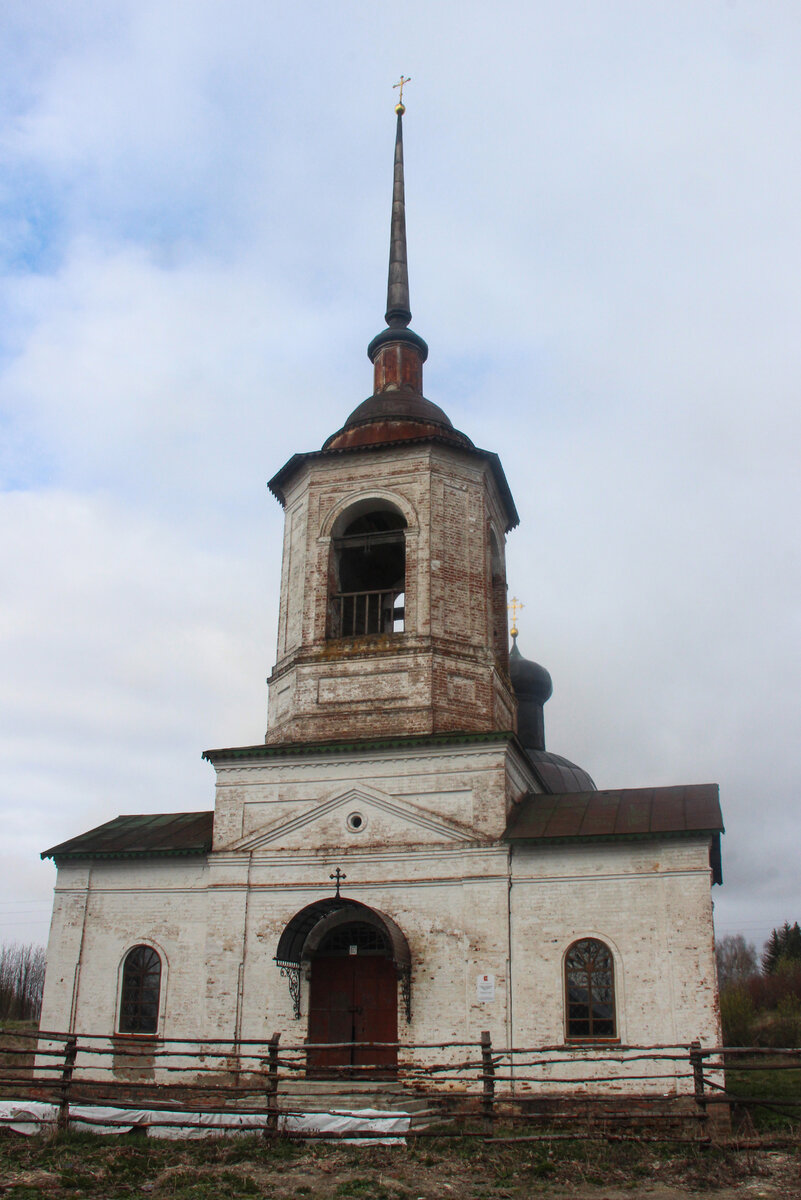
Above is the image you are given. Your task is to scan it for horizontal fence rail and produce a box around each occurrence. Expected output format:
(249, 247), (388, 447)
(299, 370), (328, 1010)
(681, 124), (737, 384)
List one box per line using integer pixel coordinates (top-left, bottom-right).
(1, 1028), (800, 1144)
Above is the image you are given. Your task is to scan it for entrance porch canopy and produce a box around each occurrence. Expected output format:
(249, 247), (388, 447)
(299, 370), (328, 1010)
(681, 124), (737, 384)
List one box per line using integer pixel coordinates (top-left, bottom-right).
(274, 898), (411, 1021)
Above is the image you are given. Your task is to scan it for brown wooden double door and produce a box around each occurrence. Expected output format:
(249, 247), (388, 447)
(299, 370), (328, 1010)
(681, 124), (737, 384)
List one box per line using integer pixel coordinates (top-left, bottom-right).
(307, 954), (398, 1076)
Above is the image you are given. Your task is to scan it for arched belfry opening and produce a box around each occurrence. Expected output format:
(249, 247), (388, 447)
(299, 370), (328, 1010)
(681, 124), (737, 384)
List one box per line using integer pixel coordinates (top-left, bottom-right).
(328, 501), (407, 638)
(275, 898), (411, 1076)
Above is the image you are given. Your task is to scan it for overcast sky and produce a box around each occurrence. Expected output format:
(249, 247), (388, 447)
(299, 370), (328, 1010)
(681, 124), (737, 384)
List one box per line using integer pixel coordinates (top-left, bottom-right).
(1, 1), (799, 958)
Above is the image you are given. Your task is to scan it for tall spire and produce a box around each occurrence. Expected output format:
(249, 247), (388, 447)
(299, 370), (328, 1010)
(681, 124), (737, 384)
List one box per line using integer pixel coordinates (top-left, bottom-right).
(366, 92), (428, 393)
(320, 92), (483, 458)
(385, 109), (411, 329)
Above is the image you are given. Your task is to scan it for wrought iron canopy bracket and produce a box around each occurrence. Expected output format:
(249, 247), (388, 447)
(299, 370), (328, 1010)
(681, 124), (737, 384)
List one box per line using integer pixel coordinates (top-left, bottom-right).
(276, 961), (301, 1020)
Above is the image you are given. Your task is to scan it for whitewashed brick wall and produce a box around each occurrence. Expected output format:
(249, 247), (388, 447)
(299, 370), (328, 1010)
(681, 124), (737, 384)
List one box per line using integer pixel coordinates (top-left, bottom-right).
(39, 738), (721, 1096)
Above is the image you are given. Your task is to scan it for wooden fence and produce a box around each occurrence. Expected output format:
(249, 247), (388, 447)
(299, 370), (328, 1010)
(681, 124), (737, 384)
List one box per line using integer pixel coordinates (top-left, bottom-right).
(1, 1027), (799, 1144)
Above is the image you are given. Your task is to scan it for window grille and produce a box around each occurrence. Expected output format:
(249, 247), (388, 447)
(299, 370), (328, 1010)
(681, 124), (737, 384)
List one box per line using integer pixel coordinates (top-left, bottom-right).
(317, 922), (391, 956)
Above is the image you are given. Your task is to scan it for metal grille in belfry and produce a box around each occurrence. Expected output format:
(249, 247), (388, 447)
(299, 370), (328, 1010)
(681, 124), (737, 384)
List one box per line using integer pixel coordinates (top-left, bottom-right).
(332, 590), (403, 637)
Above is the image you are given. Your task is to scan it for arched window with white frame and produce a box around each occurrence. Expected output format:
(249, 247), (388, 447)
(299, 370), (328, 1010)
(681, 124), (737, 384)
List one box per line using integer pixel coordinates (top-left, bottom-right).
(119, 945), (162, 1034)
(564, 938), (617, 1041)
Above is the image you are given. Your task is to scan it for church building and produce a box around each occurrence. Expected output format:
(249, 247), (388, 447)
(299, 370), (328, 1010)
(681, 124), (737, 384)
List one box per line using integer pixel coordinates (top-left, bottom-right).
(39, 104), (724, 1091)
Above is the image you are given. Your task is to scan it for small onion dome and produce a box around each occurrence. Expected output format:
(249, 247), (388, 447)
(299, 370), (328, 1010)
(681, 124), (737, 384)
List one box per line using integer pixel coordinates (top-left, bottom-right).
(509, 635), (553, 704)
(509, 634), (552, 753)
(509, 634), (597, 790)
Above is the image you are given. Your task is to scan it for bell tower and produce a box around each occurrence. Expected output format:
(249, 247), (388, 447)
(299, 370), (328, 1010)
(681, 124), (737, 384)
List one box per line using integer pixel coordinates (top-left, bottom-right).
(265, 104), (519, 745)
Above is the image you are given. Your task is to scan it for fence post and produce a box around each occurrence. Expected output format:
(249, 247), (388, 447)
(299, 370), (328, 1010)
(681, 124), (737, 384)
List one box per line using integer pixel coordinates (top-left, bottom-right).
(264, 1032), (281, 1138)
(689, 1039), (709, 1144)
(57, 1035), (77, 1132)
(480, 1030), (495, 1138)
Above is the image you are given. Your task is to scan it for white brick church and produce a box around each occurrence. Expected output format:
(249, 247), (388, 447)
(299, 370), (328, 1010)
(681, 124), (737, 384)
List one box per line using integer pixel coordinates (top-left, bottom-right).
(39, 106), (723, 1089)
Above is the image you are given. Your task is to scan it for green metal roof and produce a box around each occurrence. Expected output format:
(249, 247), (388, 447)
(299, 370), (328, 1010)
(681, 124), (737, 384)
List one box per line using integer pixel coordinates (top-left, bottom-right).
(202, 729), (517, 764)
(42, 812), (214, 862)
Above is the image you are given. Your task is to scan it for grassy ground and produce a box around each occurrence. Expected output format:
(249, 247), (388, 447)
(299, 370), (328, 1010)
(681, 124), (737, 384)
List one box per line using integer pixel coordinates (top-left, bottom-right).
(725, 1063), (801, 1134)
(0, 1129), (799, 1199)
(0, 1023), (36, 1101)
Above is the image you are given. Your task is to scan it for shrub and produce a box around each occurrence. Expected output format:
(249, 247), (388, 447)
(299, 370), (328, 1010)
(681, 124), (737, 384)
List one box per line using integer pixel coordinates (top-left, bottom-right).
(766, 994), (801, 1048)
(719, 986), (756, 1046)
(748, 959), (801, 1012)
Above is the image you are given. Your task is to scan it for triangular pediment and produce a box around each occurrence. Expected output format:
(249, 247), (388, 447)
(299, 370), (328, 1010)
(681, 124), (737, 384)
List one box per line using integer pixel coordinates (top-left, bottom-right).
(228, 784), (480, 852)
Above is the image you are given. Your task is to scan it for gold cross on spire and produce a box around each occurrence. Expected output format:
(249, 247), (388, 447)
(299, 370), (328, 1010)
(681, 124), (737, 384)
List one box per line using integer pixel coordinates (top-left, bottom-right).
(508, 596), (524, 638)
(393, 75), (411, 113)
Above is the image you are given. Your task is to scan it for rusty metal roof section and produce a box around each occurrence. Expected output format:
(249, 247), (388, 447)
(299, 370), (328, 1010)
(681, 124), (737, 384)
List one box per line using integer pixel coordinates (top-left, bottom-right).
(326, 397), (470, 449)
(41, 812), (214, 861)
(503, 785), (724, 882)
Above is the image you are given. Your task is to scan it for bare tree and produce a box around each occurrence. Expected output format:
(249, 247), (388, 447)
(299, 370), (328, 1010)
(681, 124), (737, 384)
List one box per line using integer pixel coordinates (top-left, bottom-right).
(0, 942), (46, 1021)
(715, 934), (758, 990)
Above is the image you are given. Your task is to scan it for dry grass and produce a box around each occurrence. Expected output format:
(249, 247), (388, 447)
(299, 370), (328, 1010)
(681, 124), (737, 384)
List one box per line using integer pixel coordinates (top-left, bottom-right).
(0, 1128), (799, 1199)
(0, 1022), (37, 1101)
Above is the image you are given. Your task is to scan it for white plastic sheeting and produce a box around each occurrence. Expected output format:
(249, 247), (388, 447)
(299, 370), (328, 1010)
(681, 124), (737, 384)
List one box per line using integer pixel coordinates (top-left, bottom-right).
(0, 1099), (410, 1143)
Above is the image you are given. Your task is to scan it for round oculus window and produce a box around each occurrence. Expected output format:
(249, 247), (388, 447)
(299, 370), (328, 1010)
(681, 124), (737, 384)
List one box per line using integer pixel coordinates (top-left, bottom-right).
(346, 811), (366, 833)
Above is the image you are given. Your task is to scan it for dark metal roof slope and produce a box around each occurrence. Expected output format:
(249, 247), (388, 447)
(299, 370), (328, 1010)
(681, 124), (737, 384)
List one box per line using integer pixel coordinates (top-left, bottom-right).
(42, 812), (214, 861)
(504, 785), (722, 841)
(503, 785), (723, 882)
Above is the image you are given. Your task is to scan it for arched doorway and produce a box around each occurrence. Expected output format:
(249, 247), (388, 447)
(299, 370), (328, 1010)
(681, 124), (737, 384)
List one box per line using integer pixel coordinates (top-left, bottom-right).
(275, 899), (410, 1077)
(308, 921), (397, 1075)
